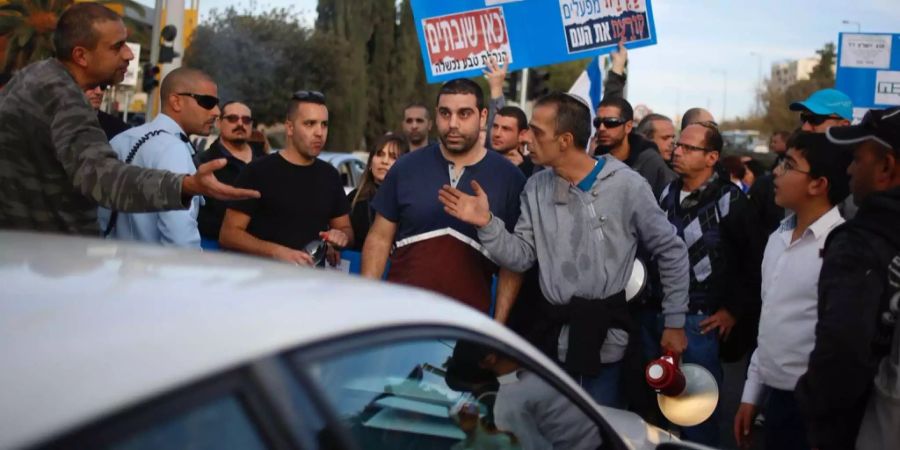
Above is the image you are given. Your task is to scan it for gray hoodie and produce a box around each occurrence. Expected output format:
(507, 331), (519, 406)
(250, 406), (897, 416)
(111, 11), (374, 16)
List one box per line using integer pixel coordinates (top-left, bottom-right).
(479, 156), (689, 360)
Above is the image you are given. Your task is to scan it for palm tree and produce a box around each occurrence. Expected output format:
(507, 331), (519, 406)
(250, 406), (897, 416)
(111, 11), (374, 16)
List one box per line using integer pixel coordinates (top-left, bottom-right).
(0, 0), (147, 74)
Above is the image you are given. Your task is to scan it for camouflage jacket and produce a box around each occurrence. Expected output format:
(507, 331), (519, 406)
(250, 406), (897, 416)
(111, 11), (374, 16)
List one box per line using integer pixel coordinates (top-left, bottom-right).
(0, 59), (186, 235)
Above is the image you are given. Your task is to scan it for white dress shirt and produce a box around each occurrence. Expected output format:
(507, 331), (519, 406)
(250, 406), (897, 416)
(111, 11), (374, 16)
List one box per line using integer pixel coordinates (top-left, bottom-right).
(97, 114), (201, 248)
(742, 206), (844, 405)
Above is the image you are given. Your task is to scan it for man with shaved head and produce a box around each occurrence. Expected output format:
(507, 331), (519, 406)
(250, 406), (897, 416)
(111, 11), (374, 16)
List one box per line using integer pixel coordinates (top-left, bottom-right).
(99, 67), (221, 247)
(0, 3), (256, 235)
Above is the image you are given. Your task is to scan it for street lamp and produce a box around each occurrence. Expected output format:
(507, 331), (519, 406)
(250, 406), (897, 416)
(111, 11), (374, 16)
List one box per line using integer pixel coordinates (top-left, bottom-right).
(711, 69), (727, 123)
(842, 20), (861, 32)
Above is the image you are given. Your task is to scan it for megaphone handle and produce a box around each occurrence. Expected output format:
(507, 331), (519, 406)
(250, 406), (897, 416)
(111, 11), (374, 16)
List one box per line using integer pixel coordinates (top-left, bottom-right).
(663, 350), (680, 366)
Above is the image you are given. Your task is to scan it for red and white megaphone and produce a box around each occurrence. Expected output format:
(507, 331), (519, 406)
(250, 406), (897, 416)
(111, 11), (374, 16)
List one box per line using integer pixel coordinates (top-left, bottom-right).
(646, 352), (719, 427)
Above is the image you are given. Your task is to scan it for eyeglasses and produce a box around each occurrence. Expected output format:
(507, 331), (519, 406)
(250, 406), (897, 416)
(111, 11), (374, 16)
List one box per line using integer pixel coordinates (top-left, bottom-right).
(800, 112), (839, 126)
(775, 158), (811, 175)
(593, 117), (628, 129)
(293, 90), (325, 102)
(674, 142), (713, 152)
(222, 114), (253, 125)
(177, 93), (219, 110)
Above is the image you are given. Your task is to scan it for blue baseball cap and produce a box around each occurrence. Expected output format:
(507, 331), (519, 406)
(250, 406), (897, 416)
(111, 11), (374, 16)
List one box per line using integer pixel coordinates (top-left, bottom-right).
(789, 88), (853, 120)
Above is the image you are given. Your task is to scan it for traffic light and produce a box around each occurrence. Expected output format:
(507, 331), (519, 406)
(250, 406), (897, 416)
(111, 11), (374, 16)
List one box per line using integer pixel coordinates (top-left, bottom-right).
(158, 24), (179, 64)
(527, 69), (550, 100)
(142, 63), (160, 93)
(503, 71), (520, 100)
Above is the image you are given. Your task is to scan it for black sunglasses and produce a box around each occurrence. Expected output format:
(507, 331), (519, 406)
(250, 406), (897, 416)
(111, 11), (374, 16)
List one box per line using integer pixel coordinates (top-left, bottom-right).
(593, 117), (628, 129)
(293, 90), (325, 102)
(177, 93), (219, 110)
(800, 112), (838, 126)
(223, 114), (253, 125)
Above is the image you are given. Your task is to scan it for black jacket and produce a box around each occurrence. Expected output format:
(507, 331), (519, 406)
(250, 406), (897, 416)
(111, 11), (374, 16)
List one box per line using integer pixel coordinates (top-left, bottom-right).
(795, 187), (900, 449)
(596, 133), (676, 199)
(97, 110), (131, 141)
(195, 139), (265, 239)
(653, 173), (763, 319)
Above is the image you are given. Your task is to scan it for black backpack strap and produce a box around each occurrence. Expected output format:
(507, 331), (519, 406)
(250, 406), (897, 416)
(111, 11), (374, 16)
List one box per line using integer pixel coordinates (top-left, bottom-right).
(103, 130), (169, 238)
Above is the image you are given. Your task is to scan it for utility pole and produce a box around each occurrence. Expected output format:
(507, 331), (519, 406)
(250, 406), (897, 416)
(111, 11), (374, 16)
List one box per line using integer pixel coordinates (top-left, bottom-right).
(711, 69), (727, 122)
(750, 52), (763, 116)
(146, 0), (163, 117)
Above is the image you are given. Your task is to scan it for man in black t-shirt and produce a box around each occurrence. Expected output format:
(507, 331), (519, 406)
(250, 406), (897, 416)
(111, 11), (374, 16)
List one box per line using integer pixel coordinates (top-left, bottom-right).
(220, 91), (352, 265)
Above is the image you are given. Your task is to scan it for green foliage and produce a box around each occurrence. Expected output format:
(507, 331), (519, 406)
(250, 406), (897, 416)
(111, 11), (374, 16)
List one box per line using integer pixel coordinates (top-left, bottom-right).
(0, 0), (147, 74)
(184, 7), (354, 133)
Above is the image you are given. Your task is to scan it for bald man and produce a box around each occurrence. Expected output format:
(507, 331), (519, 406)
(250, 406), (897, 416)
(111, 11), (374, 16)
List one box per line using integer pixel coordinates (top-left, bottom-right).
(680, 108), (716, 130)
(98, 67), (221, 247)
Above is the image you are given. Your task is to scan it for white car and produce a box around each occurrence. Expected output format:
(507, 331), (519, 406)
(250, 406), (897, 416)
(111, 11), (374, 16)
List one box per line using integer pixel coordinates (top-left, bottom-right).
(0, 232), (710, 450)
(318, 152), (366, 194)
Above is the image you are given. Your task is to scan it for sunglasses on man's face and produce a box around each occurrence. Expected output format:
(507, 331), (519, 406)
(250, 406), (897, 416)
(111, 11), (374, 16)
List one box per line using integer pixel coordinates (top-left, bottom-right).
(593, 117), (627, 129)
(177, 93), (219, 110)
(293, 90), (325, 102)
(800, 112), (839, 126)
(223, 114), (253, 125)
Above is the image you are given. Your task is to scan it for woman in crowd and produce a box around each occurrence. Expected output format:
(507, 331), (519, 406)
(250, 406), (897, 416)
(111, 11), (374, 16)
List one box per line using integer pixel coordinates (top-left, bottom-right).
(347, 133), (409, 251)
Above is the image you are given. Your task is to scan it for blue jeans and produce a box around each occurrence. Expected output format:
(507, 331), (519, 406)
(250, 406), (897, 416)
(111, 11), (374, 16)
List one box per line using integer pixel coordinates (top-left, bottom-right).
(575, 362), (624, 409)
(641, 311), (723, 447)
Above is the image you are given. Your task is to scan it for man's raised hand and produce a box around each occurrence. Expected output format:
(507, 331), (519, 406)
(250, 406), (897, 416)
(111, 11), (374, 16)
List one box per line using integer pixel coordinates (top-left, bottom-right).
(438, 180), (492, 228)
(483, 57), (507, 99)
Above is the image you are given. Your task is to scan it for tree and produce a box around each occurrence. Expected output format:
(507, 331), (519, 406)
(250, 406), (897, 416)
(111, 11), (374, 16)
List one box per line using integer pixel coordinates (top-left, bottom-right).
(184, 7), (353, 128)
(810, 42), (836, 84)
(0, 0), (146, 74)
(755, 41), (837, 133)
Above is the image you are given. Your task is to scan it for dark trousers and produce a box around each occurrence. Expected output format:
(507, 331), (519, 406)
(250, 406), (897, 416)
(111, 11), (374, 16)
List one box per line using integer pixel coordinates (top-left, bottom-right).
(765, 388), (811, 450)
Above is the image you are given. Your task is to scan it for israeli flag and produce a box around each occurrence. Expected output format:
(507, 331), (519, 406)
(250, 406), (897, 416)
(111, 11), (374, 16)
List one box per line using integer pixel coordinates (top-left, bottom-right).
(568, 55), (604, 123)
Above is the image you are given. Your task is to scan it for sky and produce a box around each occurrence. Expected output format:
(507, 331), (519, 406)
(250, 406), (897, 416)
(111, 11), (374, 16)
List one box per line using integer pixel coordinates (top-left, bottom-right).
(142, 0), (900, 122)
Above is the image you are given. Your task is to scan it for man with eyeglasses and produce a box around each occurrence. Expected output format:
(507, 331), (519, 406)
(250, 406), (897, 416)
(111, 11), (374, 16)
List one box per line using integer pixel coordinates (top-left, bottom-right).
(98, 67), (220, 248)
(0, 3), (258, 236)
(594, 97), (676, 198)
(220, 90), (352, 266)
(644, 122), (763, 447)
(196, 101), (265, 246)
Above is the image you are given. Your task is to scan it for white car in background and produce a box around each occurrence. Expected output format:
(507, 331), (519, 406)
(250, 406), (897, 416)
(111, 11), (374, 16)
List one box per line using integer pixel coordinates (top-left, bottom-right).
(0, 232), (711, 450)
(318, 152), (366, 194)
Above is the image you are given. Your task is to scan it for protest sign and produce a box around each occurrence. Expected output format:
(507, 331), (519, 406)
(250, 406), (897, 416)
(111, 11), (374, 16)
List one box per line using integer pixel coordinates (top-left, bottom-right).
(412, 0), (658, 83)
(836, 32), (900, 121)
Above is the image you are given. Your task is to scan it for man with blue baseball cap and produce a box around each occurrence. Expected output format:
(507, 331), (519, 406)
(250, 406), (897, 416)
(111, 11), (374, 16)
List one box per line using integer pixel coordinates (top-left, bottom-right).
(790, 88), (852, 132)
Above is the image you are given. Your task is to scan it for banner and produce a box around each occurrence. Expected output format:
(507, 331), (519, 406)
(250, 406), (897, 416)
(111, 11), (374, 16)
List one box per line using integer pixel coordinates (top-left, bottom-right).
(836, 32), (900, 121)
(412, 0), (657, 83)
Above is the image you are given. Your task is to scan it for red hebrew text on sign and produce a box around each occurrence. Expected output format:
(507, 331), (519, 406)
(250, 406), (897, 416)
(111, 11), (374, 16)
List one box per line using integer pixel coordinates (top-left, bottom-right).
(422, 7), (513, 75)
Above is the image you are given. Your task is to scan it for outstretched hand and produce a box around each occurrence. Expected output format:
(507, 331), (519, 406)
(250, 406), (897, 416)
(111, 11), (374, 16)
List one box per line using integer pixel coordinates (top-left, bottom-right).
(184, 158), (261, 201)
(438, 180), (492, 228)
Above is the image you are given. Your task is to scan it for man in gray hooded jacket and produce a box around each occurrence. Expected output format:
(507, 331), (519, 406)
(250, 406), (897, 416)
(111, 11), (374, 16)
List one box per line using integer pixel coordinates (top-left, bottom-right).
(439, 92), (690, 408)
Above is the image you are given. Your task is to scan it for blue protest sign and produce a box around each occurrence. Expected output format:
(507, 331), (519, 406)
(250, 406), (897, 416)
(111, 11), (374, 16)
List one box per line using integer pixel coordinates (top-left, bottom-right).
(411, 0), (658, 83)
(836, 32), (900, 121)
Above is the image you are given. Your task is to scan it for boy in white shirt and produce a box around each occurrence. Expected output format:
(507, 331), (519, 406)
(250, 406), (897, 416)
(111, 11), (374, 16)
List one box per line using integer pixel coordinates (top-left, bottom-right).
(734, 132), (852, 450)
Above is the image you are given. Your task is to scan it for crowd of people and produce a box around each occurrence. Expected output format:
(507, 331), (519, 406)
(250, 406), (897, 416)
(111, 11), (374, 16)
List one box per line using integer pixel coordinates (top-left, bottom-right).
(1, 4), (899, 450)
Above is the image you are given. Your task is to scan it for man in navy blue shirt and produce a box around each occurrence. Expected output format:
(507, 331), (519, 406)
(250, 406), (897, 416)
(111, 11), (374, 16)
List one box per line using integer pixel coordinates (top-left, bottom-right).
(361, 79), (526, 314)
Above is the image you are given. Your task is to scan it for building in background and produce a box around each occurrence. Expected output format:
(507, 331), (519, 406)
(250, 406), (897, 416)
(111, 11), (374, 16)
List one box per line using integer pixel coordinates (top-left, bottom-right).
(770, 57), (821, 92)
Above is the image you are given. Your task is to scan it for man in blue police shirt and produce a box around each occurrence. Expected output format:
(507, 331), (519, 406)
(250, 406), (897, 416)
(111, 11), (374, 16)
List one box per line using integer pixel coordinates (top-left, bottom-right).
(99, 68), (220, 247)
